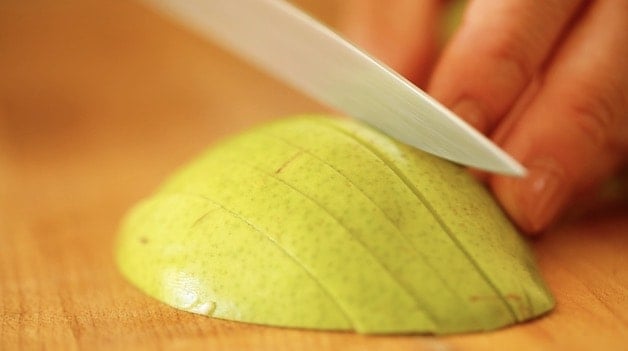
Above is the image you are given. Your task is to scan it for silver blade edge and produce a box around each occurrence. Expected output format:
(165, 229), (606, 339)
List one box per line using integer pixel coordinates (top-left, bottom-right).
(142, 0), (526, 176)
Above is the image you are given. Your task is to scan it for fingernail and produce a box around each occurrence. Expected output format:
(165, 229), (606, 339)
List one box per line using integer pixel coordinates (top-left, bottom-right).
(451, 99), (488, 133)
(518, 161), (569, 233)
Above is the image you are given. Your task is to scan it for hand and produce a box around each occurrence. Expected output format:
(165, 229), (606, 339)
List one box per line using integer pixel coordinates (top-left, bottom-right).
(341, 0), (628, 233)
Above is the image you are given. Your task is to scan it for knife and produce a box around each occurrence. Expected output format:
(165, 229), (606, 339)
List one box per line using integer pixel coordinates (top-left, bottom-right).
(142, 0), (526, 176)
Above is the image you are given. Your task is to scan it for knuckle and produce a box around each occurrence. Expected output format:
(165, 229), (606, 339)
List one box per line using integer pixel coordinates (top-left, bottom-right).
(568, 87), (619, 150)
(485, 34), (535, 90)
(470, 33), (536, 124)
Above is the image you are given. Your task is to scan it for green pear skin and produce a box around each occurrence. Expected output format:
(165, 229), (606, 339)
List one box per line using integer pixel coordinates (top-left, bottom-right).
(116, 116), (554, 334)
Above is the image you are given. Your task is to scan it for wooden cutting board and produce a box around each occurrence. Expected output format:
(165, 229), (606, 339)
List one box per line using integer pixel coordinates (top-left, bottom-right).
(1, 1), (626, 350)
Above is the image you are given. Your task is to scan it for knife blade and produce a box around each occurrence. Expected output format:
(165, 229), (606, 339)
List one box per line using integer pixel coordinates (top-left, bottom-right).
(142, 0), (526, 176)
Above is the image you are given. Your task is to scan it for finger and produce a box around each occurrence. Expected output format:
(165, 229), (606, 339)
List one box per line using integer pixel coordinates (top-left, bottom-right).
(428, 0), (584, 132)
(340, 0), (444, 86)
(489, 1), (628, 233)
(470, 74), (544, 185)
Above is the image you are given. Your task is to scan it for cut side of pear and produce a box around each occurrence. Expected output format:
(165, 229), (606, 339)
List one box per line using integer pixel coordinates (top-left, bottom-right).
(116, 116), (554, 334)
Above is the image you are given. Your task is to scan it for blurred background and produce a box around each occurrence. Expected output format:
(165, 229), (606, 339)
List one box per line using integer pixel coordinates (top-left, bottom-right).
(0, 0), (340, 222)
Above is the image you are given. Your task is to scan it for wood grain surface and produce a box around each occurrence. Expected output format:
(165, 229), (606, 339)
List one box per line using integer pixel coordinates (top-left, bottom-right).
(1, 1), (626, 350)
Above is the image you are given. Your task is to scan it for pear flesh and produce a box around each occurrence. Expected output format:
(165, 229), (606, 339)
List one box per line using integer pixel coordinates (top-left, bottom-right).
(116, 116), (554, 334)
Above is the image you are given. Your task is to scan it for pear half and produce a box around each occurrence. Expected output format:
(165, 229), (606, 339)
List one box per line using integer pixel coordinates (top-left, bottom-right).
(116, 116), (554, 334)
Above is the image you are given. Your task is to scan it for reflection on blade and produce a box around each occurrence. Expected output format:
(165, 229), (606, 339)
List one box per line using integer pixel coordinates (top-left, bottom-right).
(143, 0), (526, 176)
